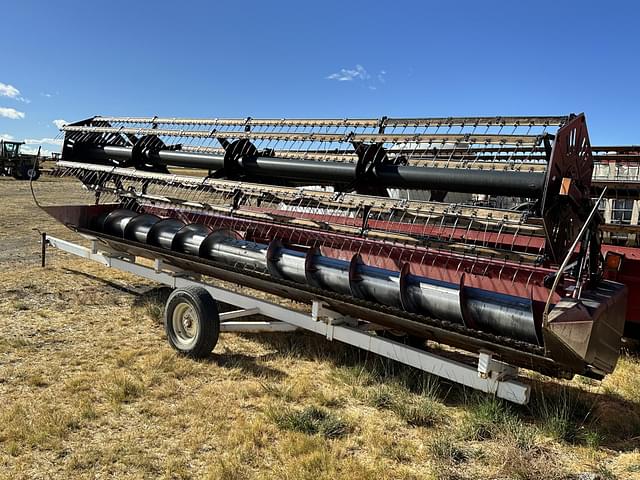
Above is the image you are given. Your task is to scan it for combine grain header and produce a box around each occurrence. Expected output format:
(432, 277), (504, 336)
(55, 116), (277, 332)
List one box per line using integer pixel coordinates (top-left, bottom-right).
(39, 114), (628, 401)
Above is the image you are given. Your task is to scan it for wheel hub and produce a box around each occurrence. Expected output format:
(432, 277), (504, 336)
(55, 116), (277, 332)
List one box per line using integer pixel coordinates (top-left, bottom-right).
(172, 302), (199, 347)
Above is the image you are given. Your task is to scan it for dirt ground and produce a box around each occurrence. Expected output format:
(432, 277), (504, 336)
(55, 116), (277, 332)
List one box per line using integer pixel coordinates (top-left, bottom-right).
(1, 175), (639, 480)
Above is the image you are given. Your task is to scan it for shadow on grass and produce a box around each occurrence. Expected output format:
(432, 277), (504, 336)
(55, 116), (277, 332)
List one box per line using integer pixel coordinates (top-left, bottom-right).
(62, 267), (156, 296)
(206, 352), (287, 380)
(60, 271), (640, 450)
(243, 330), (640, 451)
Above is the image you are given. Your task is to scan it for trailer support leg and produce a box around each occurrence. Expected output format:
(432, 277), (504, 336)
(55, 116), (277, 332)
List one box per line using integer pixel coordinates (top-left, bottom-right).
(41, 231), (47, 267)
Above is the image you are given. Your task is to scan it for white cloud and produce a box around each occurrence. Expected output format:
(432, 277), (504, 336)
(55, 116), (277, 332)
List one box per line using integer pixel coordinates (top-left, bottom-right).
(0, 134), (61, 147)
(20, 138), (62, 156)
(0, 107), (25, 119)
(24, 137), (63, 147)
(20, 145), (54, 156)
(53, 119), (68, 129)
(326, 66), (387, 91)
(0, 82), (28, 102)
(0, 82), (20, 99)
(326, 64), (370, 81)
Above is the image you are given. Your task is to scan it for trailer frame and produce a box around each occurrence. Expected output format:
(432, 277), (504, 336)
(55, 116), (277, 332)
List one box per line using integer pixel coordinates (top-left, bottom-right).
(43, 233), (531, 404)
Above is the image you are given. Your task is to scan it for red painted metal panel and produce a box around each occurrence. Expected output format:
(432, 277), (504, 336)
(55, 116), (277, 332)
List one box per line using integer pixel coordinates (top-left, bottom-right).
(602, 245), (640, 325)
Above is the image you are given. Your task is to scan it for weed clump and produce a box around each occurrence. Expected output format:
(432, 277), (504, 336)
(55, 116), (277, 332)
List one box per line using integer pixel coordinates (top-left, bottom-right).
(268, 405), (349, 439)
(104, 372), (145, 405)
(392, 396), (442, 427)
(462, 396), (515, 441)
(429, 435), (468, 464)
(366, 379), (444, 427)
(131, 287), (172, 324)
(531, 386), (596, 443)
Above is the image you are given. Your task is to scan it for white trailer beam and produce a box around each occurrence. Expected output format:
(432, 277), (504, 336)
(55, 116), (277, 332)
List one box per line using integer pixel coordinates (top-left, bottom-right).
(44, 235), (530, 404)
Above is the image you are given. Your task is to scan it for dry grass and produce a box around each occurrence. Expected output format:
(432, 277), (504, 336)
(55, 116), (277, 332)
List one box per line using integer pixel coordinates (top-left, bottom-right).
(1, 177), (640, 479)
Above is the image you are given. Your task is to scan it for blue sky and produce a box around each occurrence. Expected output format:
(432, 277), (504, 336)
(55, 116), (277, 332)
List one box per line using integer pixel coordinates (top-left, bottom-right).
(0, 0), (638, 153)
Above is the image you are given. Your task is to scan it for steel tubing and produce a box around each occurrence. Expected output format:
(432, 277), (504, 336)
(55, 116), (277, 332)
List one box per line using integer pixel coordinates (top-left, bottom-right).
(374, 165), (544, 196)
(84, 146), (545, 197)
(96, 209), (540, 344)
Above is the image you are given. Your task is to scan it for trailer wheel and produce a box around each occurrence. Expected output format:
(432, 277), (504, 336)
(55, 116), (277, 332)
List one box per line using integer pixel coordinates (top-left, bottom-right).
(164, 286), (219, 358)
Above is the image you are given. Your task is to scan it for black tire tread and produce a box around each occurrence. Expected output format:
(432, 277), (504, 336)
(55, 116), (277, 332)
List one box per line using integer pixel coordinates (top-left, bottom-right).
(164, 285), (219, 358)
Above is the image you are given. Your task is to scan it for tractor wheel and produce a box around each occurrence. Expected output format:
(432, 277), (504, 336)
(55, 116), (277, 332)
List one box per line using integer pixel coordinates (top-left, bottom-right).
(164, 286), (219, 358)
(26, 166), (40, 181)
(13, 163), (32, 180)
(16, 164), (40, 181)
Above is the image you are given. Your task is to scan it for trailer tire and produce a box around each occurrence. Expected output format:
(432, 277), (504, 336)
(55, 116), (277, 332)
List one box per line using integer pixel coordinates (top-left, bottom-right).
(164, 286), (219, 358)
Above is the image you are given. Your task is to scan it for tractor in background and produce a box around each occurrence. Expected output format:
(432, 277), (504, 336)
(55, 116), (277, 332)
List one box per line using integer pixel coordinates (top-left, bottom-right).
(0, 140), (41, 180)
